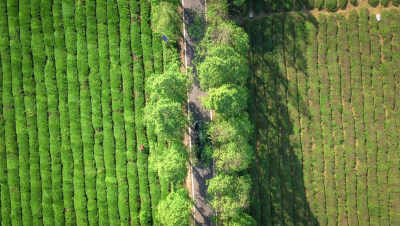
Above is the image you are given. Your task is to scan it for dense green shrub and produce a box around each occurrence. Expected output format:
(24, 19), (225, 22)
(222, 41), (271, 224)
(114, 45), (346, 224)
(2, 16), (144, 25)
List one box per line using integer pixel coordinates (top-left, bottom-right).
(368, 0), (379, 7)
(380, 0), (390, 7)
(337, 13), (358, 226)
(32, 0), (55, 224)
(41, 0), (65, 223)
(339, 0), (348, 9)
(107, 0), (130, 224)
(325, 0), (337, 11)
(317, 14), (337, 226)
(380, 11), (398, 225)
(62, 0), (89, 224)
(74, 1), (99, 225)
(86, 0), (109, 224)
(0, 1), (19, 225)
(202, 85), (249, 117)
(7, 0), (32, 224)
(97, 0), (120, 223)
(208, 174), (251, 221)
(359, 8), (379, 225)
(53, 0), (76, 224)
(389, 9), (400, 224)
(157, 189), (191, 226)
(135, 1), (152, 225)
(197, 45), (249, 89)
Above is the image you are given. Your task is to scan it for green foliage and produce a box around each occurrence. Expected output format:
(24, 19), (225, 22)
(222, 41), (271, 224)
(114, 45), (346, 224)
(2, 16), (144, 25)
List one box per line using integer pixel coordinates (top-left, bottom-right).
(230, 212), (257, 226)
(157, 189), (191, 226)
(86, 0), (109, 224)
(41, 0), (64, 223)
(198, 45), (249, 90)
(201, 85), (249, 117)
(325, 0), (337, 11)
(208, 174), (252, 221)
(380, 0), (390, 6)
(156, 145), (187, 183)
(210, 114), (253, 146)
(146, 69), (190, 104)
(368, 0), (379, 7)
(198, 21), (249, 58)
(151, 2), (181, 40)
(145, 98), (186, 142)
(53, 0), (75, 223)
(188, 11), (206, 41)
(213, 139), (253, 173)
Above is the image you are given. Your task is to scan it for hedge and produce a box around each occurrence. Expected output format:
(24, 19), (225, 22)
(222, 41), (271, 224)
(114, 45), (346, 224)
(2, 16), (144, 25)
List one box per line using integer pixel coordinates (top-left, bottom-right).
(268, 15), (284, 225)
(62, 0), (89, 224)
(294, 15), (318, 224)
(7, 0), (33, 224)
(74, 1), (99, 225)
(0, 2), (14, 225)
(390, 9), (400, 224)
(53, 0), (77, 224)
(325, 0), (337, 12)
(87, 0), (109, 224)
(306, 14), (327, 225)
(380, 11), (398, 225)
(348, 11), (369, 225)
(96, 0), (120, 223)
(40, 0), (66, 224)
(135, 0), (151, 225)
(285, 14), (308, 224)
(107, 0), (130, 224)
(148, 6), (162, 226)
(337, 13), (358, 225)
(32, 0), (56, 224)
(318, 14), (338, 226)
(360, 8), (379, 225)
(279, 15), (294, 225)
(243, 19), (260, 224)
(370, 14), (389, 226)
(327, 14), (348, 226)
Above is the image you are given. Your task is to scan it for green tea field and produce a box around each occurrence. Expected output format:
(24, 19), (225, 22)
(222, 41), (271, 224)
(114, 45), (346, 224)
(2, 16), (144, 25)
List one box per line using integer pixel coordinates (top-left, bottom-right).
(245, 8), (400, 225)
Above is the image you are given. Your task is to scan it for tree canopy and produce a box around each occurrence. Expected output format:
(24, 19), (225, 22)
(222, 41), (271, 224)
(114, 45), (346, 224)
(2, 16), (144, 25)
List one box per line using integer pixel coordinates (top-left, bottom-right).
(209, 114), (253, 146)
(151, 1), (181, 39)
(201, 84), (249, 117)
(157, 189), (192, 226)
(214, 140), (254, 173)
(145, 98), (186, 142)
(197, 45), (249, 90)
(157, 144), (187, 183)
(146, 69), (190, 104)
(207, 174), (252, 221)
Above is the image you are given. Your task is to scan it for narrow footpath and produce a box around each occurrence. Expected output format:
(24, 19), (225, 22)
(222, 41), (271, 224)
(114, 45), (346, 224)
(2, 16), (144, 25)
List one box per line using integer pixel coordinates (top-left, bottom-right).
(182, 0), (213, 225)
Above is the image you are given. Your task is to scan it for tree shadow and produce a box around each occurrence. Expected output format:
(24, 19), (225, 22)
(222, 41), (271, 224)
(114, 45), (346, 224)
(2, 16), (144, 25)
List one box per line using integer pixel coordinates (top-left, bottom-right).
(243, 12), (320, 225)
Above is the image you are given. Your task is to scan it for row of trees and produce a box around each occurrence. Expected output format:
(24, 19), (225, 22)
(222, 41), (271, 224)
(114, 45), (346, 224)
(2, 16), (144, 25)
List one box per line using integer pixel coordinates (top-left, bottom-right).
(145, 1), (192, 225)
(196, 0), (256, 224)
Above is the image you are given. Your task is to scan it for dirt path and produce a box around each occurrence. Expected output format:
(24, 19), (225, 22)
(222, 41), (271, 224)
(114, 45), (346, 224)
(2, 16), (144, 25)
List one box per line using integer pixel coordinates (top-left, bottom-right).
(182, 0), (214, 225)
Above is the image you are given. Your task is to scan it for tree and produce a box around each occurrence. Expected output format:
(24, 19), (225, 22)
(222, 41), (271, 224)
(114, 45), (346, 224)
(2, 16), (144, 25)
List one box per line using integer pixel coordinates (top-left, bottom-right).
(214, 139), (253, 173)
(197, 21), (249, 58)
(146, 69), (190, 104)
(201, 84), (248, 117)
(209, 114), (253, 146)
(151, 1), (181, 40)
(157, 144), (187, 183)
(145, 98), (186, 142)
(230, 212), (257, 226)
(157, 189), (192, 226)
(197, 45), (249, 90)
(207, 174), (252, 221)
